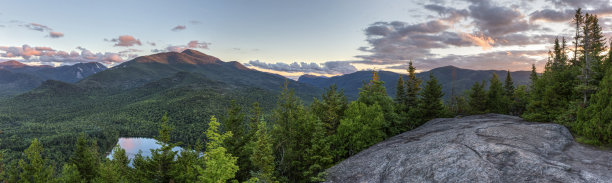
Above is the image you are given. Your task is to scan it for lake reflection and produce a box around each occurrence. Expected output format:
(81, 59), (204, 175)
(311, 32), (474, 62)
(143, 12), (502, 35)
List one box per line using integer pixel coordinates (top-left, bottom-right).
(107, 137), (183, 162)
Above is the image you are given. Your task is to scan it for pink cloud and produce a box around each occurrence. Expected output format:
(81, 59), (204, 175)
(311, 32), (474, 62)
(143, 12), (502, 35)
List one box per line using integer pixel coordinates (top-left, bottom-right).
(0, 44), (125, 64)
(49, 32), (64, 38)
(108, 35), (142, 47)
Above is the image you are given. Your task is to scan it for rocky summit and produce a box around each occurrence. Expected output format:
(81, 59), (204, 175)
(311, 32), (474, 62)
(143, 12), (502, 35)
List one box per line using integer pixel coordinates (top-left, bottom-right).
(325, 114), (612, 183)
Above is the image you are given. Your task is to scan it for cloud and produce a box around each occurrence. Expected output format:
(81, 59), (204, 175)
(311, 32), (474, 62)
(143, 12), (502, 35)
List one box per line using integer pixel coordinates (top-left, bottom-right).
(459, 33), (495, 50)
(152, 40), (211, 53)
(106, 35), (142, 47)
(468, 0), (535, 36)
(246, 60), (358, 75)
(0, 45), (124, 64)
(386, 50), (548, 71)
(424, 4), (469, 24)
(529, 9), (575, 23)
(49, 31), (64, 38)
(171, 25), (186, 31)
(357, 20), (471, 64)
(24, 23), (52, 32)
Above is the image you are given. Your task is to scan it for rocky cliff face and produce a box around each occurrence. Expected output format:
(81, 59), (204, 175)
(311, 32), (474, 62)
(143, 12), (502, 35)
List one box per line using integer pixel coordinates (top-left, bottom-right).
(325, 114), (612, 183)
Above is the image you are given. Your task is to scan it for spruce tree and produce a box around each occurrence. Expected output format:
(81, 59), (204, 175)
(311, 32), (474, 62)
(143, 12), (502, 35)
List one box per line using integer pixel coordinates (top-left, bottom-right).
(70, 134), (100, 182)
(250, 117), (275, 183)
(358, 71), (399, 136)
(222, 100), (251, 181)
(487, 73), (505, 114)
(419, 73), (445, 121)
(198, 116), (239, 183)
(405, 61), (421, 110)
(468, 81), (487, 114)
(311, 84), (348, 136)
(18, 139), (54, 183)
(576, 68), (612, 145)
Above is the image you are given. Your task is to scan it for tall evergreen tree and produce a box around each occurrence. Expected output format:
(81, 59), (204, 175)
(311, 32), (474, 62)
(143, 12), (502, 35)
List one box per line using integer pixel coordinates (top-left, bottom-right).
(577, 68), (612, 144)
(504, 70), (515, 97)
(468, 81), (487, 114)
(250, 117), (276, 183)
(70, 134), (100, 183)
(222, 100), (251, 181)
(405, 61), (421, 110)
(132, 114), (179, 182)
(311, 84), (348, 136)
(357, 71), (399, 136)
(418, 73), (445, 121)
(572, 8), (584, 66)
(198, 116), (239, 183)
(18, 139), (54, 183)
(487, 73), (505, 114)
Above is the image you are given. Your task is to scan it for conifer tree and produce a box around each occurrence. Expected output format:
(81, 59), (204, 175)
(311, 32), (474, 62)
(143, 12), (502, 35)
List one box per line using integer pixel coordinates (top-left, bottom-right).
(18, 139), (54, 183)
(198, 116), (239, 183)
(358, 71), (399, 136)
(395, 76), (408, 110)
(70, 134), (100, 182)
(405, 61), (421, 110)
(577, 69), (612, 144)
(468, 81), (487, 114)
(311, 84), (348, 136)
(487, 73), (505, 114)
(58, 164), (81, 183)
(250, 118), (276, 183)
(418, 73), (445, 121)
(572, 8), (584, 65)
(222, 100), (251, 181)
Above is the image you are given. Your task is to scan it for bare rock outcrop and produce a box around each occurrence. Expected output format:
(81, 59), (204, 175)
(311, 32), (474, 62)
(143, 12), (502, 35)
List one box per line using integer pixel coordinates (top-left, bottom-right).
(325, 114), (612, 183)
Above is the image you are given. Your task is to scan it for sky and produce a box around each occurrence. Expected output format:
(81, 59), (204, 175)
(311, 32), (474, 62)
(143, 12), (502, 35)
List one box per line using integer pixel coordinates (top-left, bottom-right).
(2, 0), (612, 78)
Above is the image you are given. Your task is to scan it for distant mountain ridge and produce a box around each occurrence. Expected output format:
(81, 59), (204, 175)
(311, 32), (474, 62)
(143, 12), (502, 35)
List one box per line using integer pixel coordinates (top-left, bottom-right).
(298, 66), (532, 100)
(0, 60), (107, 98)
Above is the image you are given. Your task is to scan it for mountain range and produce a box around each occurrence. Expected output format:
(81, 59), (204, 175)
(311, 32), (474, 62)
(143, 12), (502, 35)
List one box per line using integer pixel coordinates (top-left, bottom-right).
(299, 66), (532, 100)
(0, 60), (106, 98)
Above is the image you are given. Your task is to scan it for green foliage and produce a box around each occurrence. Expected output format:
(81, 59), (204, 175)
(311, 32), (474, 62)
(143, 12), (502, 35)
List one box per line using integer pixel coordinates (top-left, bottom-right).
(70, 134), (100, 182)
(311, 85), (348, 136)
(418, 73), (446, 121)
(468, 81), (487, 114)
(58, 163), (81, 183)
(18, 139), (54, 183)
(222, 100), (253, 182)
(250, 118), (276, 183)
(358, 71), (399, 136)
(198, 116), (239, 183)
(335, 102), (386, 158)
(486, 73), (506, 114)
(576, 69), (612, 144)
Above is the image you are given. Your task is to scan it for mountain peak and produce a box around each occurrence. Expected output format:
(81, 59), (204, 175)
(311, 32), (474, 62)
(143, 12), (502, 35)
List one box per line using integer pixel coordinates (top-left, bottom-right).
(0, 60), (27, 68)
(181, 49), (220, 61)
(131, 50), (221, 65)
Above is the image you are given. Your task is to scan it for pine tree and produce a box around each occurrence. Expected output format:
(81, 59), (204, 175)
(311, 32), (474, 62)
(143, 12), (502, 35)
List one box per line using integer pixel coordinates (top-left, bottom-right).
(70, 134), (100, 182)
(419, 73), (445, 121)
(198, 116), (239, 183)
(405, 61), (421, 110)
(504, 71), (515, 98)
(18, 139), (54, 183)
(468, 81), (487, 114)
(511, 85), (529, 116)
(530, 64), (538, 88)
(222, 100), (251, 181)
(572, 8), (584, 66)
(58, 164), (81, 183)
(250, 117), (276, 183)
(132, 114), (179, 182)
(395, 75), (408, 109)
(358, 71), (399, 136)
(487, 73), (505, 114)
(311, 84), (348, 136)
(577, 68), (612, 145)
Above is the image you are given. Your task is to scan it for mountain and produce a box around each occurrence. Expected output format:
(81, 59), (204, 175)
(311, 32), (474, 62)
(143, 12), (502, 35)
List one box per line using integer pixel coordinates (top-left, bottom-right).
(0, 60), (107, 98)
(325, 114), (612, 182)
(298, 66), (532, 100)
(78, 50), (318, 97)
(0, 50), (322, 164)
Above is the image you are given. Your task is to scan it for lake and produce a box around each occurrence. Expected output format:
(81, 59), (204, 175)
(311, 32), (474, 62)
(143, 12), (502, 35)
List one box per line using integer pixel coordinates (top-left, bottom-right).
(106, 137), (183, 163)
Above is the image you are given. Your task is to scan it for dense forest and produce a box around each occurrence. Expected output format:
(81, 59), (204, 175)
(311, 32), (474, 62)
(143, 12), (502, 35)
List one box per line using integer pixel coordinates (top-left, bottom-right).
(1, 8), (612, 183)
